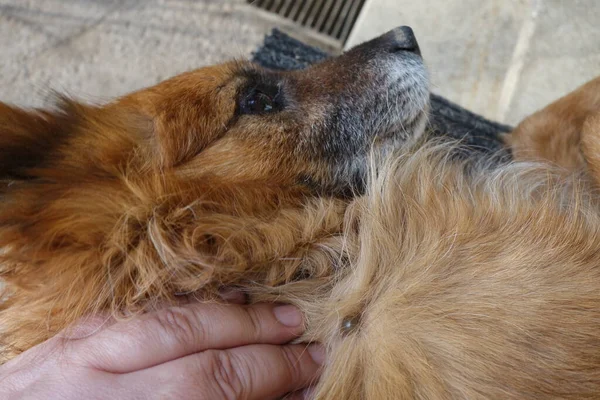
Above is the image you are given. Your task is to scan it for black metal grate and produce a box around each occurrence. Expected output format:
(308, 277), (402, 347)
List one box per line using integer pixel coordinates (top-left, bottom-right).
(247, 0), (366, 45)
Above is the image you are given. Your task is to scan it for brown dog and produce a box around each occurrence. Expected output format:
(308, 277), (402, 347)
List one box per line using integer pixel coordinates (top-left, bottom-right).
(0, 27), (428, 361)
(2, 25), (600, 398)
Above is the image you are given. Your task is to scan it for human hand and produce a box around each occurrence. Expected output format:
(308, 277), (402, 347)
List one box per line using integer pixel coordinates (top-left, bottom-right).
(0, 301), (324, 400)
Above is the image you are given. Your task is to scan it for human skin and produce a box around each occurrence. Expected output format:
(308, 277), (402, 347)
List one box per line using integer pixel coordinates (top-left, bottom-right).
(0, 301), (324, 400)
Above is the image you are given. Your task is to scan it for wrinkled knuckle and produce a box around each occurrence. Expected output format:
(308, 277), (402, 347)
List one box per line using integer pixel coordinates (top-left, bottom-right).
(244, 306), (264, 341)
(155, 306), (205, 347)
(204, 350), (248, 400)
(280, 346), (302, 383)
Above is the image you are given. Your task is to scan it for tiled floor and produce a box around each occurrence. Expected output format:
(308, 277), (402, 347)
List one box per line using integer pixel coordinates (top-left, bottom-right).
(1, 0), (599, 125)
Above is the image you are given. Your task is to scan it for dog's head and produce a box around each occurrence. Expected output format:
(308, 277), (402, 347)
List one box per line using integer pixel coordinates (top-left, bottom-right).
(112, 26), (428, 196)
(0, 27), (428, 193)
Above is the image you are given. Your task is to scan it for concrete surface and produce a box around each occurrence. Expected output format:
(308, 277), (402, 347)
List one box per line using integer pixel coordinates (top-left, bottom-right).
(0, 0), (599, 126)
(0, 0), (272, 107)
(503, 0), (600, 123)
(347, 0), (600, 125)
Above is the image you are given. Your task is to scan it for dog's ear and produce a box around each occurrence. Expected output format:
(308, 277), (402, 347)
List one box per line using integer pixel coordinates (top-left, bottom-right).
(0, 101), (74, 180)
(506, 76), (600, 171)
(115, 65), (240, 169)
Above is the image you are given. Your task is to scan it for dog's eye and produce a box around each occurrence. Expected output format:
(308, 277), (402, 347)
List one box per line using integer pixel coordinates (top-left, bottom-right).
(240, 87), (281, 115)
(248, 92), (273, 113)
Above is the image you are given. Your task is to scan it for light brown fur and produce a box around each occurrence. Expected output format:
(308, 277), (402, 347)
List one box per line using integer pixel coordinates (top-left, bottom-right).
(280, 142), (600, 399)
(257, 78), (600, 399)
(505, 76), (600, 172)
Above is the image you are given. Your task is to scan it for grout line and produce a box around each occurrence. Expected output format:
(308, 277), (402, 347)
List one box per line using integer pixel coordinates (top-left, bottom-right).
(496, 0), (541, 123)
(343, 0), (373, 50)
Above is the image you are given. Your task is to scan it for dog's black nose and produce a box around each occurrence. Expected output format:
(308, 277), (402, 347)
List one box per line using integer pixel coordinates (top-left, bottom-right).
(379, 26), (421, 56)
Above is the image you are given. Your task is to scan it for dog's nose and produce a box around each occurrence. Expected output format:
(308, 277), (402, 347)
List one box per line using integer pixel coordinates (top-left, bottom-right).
(377, 26), (421, 56)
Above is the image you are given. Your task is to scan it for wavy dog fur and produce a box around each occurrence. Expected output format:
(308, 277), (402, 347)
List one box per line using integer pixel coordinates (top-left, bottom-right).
(262, 140), (600, 399)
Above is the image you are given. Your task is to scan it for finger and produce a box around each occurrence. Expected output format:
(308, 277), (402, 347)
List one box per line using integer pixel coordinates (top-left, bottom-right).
(218, 287), (249, 305)
(128, 343), (325, 400)
(291, 385), (316, 400)
(57, 314), (115, 341)
(285, 389), (310, 400)
(75, 302), (305, 373)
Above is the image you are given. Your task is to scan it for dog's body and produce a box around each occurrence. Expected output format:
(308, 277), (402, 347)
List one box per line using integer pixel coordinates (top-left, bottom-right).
(2, 26), (600, 398)
(295, 140), (600, 399)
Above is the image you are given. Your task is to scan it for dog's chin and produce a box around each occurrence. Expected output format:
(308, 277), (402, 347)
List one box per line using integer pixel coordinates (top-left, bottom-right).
(373, 106), (429, 156)
(391, 107), (428, 140)
(313, 112), (429, 198)
(370, 75), (430, 150)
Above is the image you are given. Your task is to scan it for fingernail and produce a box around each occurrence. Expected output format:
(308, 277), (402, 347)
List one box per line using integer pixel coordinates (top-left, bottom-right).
(307, 344), (326, 365)
(273, 305), (303, 327)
